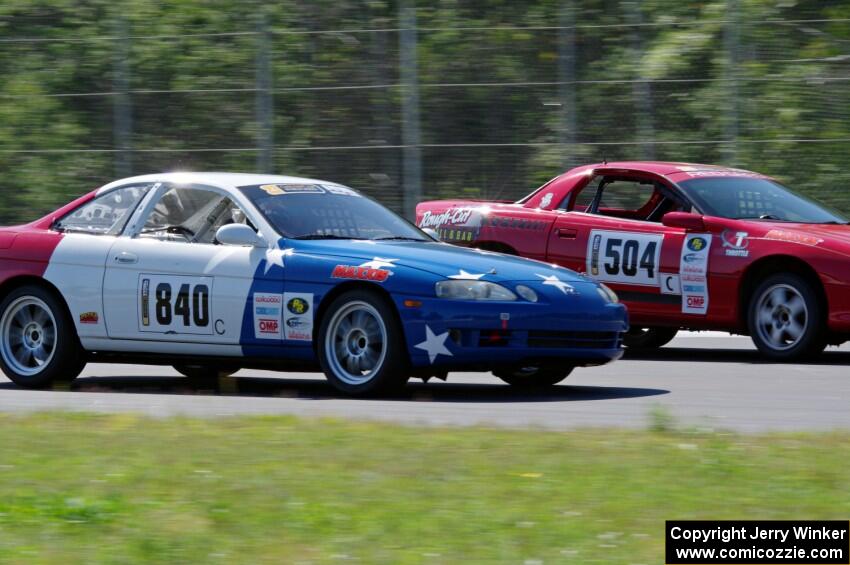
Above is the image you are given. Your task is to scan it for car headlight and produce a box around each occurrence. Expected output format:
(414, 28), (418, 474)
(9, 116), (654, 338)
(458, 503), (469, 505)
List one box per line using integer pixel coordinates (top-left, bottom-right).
(515, 284), (538, 303)
(435, 280), (517, 301)
(596, 283), (618, 303)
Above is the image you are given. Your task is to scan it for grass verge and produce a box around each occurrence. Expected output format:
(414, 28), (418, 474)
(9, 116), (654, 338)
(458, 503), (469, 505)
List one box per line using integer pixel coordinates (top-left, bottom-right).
(0, 413), (848, 563)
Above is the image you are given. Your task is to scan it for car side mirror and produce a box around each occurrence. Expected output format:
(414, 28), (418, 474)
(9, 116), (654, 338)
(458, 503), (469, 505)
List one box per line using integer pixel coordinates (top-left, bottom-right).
(421, 227), (440, 241)
(662, 212), (706, 231)
(216, 224), (264, 247)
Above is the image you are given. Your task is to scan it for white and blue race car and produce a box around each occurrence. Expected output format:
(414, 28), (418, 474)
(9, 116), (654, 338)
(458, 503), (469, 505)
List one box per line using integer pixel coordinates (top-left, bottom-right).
(0, 173), (627, 395)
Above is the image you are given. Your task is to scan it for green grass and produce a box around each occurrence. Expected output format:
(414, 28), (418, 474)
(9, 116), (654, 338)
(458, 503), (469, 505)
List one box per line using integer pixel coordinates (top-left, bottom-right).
(0, 414), (848, 564)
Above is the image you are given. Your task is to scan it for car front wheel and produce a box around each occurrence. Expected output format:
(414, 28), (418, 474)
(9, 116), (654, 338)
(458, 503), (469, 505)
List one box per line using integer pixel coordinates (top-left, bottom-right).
(748, 273), (826, 360)
(0, 285), (85, 388)
(318, 290), (409, 396)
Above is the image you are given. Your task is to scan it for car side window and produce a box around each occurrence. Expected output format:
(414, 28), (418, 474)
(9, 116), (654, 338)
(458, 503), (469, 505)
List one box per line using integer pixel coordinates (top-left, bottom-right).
(55, 184), (153, 235)
(574, 177), (685, 223)
(139, 185), (254, 244)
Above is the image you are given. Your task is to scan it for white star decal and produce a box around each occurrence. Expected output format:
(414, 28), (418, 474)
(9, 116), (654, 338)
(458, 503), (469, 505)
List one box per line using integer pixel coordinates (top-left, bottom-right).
(536, 274), (575, 294)
(414, 325), (453, 364)
(263, 248), (294, 274)
(448, 269), (486, 280)
(359, 257), (398, 270)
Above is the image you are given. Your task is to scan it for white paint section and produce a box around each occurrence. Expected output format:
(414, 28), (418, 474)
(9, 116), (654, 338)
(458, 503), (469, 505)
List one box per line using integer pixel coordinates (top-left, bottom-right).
(660, 273), (681, 295)
(102, 238), (267, 345)
(283, 293), (313, 342)
(586, 230), (663, 287)
(253, 293), (282, 339)
(680, 233), (712, 315)
(42, 233), (114, 339)
(79, 337), (243, 357)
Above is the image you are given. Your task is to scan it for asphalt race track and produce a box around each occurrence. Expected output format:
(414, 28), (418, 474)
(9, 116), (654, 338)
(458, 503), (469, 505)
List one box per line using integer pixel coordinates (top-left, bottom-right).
(0, 333), (848, 432)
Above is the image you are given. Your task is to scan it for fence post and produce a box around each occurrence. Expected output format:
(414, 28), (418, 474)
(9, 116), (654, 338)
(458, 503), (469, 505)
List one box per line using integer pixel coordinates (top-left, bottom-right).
(723, 0), (740, 165)
(112, 14), (132, 178)
(255, 9), (274, 174)
(558, 0), (577, 169)
(399, 0), (422, 220)
(627, 1), (655, 160)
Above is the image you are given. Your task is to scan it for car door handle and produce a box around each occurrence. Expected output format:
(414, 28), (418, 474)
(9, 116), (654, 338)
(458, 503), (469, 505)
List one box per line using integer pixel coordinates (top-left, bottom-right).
(114, 252), (138, 264)
(557, 228), (577, 239)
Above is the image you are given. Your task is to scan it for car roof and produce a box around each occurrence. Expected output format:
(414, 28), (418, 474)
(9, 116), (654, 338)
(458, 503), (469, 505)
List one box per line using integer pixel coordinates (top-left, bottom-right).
(97, 172), (334, 194)
(569, 161), (767, 179)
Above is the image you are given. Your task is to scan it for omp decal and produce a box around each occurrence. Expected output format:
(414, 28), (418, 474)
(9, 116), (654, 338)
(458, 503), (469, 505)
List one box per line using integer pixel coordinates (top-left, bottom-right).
(721, 230), (750, 257)
(585, 230), (663, 287)
(765, 229), (822, 247)
(253, 293), (282, 339)
(284, 293), (313, 341)
(414, 325), (453, 364)
(680, 233), (712, 315)
(332, 265), (391, 282)
(660, 273), (681, 295)
(138, 274), (214, 335)
(79, 312), (99, 324)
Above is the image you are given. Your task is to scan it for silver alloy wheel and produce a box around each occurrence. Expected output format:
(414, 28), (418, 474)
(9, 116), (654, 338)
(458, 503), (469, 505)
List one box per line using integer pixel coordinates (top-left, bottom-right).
(0, 296), (58, 376)
(324, 300), (388, 385)
(755, 283), (808, 352)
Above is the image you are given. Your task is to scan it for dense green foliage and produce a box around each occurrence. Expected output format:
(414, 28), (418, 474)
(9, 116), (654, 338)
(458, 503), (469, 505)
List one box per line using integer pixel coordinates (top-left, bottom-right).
(0, 1), (849, 223)
(0, 413), (849, 563)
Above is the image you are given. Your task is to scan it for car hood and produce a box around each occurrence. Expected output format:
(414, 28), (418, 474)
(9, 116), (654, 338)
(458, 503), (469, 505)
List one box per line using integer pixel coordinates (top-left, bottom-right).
(747, 222), (850, 250)
(288, 239), (589, 283)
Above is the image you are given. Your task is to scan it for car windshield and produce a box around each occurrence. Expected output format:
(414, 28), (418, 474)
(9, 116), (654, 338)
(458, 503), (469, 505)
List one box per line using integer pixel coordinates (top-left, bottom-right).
(680, 177), (848, 224)
(238, 183), (430, 241)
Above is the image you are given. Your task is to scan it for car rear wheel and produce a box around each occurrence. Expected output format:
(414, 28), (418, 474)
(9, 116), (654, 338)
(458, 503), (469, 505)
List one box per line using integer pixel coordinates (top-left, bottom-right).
(622, 327), (679, 350)
(493, 365), (573, 387)
(173, 364), (240, 381)
(318, 290), (409, 396)
(0, 285), (85, 388)
(748, 273), (826, 360)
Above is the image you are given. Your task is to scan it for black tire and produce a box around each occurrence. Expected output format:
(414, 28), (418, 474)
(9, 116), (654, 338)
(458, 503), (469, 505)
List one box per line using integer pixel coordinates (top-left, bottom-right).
(317, 289), (410, 396)
(747, 273), (826, 360)
(0, 285), (85, 388)
(493, 365), (573, 387)
(173, 364), (240, 381)
(622, 327), (679, 350)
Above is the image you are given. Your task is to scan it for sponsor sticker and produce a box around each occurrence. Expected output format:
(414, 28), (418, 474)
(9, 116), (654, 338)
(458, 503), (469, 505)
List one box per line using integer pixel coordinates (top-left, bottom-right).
(765, 229), (822, 247)
(79, 311), (99, 325)
(323, 184), (360, 196)
(283, 293), (313, 341)
(331, 265), (391, 282)
(721, 229), (750, 257)
(679, 234), (712, 315)
(585, 230), (663, 287)
(258, 184), (326, 195)
(253, 293), (282, 339)
(539, 193), (554, 208)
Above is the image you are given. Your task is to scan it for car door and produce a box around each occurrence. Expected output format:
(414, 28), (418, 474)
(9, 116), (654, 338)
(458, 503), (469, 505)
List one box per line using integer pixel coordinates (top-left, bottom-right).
(546, 175), (694, 323)
(102, 183), (281, 354)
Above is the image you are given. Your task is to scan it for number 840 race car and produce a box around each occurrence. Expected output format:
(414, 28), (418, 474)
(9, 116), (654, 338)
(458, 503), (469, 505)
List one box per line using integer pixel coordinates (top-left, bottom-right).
(417, 161), (850, 360)
(0, 173), (626, 396)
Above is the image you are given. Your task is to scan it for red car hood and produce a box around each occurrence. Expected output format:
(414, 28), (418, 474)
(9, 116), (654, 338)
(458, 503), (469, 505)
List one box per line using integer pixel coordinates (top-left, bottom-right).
(748, 221), (850, 251)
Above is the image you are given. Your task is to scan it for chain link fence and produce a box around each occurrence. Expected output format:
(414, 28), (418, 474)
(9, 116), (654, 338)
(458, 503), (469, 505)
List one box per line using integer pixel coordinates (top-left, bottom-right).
(0, 1), (848, 224)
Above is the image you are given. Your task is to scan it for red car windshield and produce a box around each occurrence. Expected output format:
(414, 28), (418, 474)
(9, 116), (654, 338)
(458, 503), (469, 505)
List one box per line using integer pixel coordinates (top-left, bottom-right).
(681, 177), (848, 224)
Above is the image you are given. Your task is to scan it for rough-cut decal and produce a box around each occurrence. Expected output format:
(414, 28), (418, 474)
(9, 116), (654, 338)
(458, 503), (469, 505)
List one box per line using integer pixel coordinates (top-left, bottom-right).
(283, 293), (313, 341)
(765, 229), (822, 247)
(660, 273), (681, 295)
(680, 233), (712, 314)
(79, 312), (99, 324)
(332, 265), (391, 282)
(721, 229), (750, 257)
(253, 292), (282, 339)
(585, 230), (663, 287)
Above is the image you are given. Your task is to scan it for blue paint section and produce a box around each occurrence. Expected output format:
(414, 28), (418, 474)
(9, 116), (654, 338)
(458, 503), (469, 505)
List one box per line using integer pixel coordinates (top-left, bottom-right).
(235, 237), (627, 370)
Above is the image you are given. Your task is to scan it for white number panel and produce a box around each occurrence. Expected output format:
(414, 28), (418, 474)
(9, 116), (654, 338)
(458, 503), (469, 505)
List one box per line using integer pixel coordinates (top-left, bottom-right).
(138, 274), (214, 335)
(586, 230), (663, 287)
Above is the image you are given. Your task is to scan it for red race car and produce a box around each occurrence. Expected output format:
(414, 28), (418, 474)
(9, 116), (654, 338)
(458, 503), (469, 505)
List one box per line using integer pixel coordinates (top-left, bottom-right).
(416, 161), (850, 360)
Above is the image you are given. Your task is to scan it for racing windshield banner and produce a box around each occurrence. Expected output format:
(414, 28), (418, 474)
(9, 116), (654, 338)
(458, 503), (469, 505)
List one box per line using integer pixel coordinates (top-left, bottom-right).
(680, 233), (712, 315)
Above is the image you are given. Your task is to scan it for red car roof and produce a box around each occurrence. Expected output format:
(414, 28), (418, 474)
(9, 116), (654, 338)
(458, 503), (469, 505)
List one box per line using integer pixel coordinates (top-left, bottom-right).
(568, 161), (766, 180)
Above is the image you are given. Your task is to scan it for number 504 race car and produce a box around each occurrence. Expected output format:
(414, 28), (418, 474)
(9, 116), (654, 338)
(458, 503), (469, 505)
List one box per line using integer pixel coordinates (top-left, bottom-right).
(0, 172), (626, 395)
(417, 161), (850, 360)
